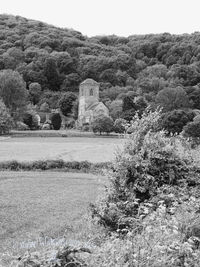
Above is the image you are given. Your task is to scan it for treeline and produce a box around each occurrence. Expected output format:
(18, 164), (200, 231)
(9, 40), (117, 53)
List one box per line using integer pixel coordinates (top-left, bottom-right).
(1, 14), (200, 134)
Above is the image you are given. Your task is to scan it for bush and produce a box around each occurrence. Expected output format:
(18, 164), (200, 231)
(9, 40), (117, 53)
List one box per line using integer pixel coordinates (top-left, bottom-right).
(23, 111), (40, 130)
(91, 108), (197, 231)
(51, 113), (62, 130)
(88, 198), (200, 267)
(92, 116), (114, 135)
(113, 118), (126, 133)
(0, 99), (13, 134)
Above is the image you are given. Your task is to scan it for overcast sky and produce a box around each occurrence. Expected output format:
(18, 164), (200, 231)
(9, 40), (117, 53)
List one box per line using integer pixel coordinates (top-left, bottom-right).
(1, 0), (200, 37)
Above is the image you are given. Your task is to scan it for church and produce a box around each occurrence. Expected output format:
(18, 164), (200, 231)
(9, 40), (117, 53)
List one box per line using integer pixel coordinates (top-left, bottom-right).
(78, 79), (109, 127)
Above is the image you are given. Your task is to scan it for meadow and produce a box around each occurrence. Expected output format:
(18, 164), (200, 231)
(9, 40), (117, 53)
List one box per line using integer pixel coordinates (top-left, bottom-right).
(0, 171), (107, 253)
(0, 136), (123, 163)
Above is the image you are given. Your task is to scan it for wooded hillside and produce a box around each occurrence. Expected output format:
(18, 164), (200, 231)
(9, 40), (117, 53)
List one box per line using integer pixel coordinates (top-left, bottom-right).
(1, 14), (200, 117)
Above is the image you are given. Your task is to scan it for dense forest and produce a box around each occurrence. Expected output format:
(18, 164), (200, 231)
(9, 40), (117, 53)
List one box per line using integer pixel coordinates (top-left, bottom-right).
(1, 14), (200, 133)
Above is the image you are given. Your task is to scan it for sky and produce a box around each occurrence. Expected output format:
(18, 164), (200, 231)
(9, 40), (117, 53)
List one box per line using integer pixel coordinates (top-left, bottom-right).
(0, 0), (200, 37)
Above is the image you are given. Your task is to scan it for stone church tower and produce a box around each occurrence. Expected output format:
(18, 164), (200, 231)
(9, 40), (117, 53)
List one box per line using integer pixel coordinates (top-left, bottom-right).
(78, 79), (99, 125)
(78, 78), (109, 127)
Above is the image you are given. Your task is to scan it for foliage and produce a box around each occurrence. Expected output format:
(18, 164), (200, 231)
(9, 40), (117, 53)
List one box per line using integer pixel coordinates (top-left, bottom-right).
(113, 118), (126, 133)
(88, 198), (200, 267)
(39, 91), (62, 109)
(0, 99), (13, 134)
(91, 108), (198, 231)
(16, 121), (29, 131)
(0, 69), (27, 116)
(109, 99), (123, 120)
(51, 113), (62, 130)
(1, 245), (91, 267)
(155, 87), (190, 112)
(122, 95), (136, 112)
(1, 15), (200, 118)
(28, 82), (42, 105)
(183, 121), (200, 138)
(39, 102), (50, 112)
(59, 92), (77, 117)
(44, 57), (61, 91)
(23, 111), (40, 130)
(0, 159), (110, 172)
(121, 108), (137, 122)
(161, 109), (195, 134)
(92, 116), (114, 135)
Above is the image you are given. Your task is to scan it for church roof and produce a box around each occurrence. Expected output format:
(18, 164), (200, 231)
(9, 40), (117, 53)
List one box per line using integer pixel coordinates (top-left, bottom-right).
(86, 102), (100, 111)
(80, 78), (99, 85)
(86, 101), (107, 111)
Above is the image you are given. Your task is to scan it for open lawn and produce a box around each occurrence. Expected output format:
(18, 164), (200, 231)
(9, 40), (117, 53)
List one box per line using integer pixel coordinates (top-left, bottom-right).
(0, 137), (123, 163)
(0, 171), (107, 253)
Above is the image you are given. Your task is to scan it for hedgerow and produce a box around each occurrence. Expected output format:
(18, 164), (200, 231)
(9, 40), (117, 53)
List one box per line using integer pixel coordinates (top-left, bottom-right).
(0, 159), (111, 173)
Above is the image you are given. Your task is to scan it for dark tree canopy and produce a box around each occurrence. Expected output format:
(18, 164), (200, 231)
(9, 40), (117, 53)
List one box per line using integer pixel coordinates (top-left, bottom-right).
(161, 109), (195, 134)
(59, 92), (77, 117)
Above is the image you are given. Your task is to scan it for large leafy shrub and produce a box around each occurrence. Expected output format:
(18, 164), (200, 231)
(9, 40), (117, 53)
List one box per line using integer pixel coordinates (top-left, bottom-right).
(91, 108), (197, 231)
(0, 99), (13, 134)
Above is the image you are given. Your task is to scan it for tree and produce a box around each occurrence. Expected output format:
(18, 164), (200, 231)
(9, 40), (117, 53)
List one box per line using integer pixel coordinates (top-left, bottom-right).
(92, 116), (114, 135)
(114, 118), (126, 133)
(23, 110), (40, 130)
(109, 100), (123, 120)
(134, 96), (148, 115)
(51, 113), (62, 130)
(44, 58), (61, 91)
(100, 86), (128, 101)
(0, 99), (13, 134)
(183, 121), (200, 138)
(59, 92), (77, 117)
(40, 91), (61, 109)
(186, 87), (200, 109)
(61, 73), (81, 92)
(0, 70), (27, 116)
(155, 87), (190, 112)
(51, 51), (74, 74)
(28, 82), (42, 105)
(122, 96), (136, 112)
(161, 109), (195, 134)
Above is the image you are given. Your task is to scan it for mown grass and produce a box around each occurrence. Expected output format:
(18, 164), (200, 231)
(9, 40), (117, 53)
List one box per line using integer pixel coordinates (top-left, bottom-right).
(0, 136), (123, 163)
(0, 171), (107, 254)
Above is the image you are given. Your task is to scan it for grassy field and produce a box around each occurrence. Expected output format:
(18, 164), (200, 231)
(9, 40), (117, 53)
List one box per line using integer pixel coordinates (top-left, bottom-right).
(0, 137), (123, 163)
(0, 171), (107, 253)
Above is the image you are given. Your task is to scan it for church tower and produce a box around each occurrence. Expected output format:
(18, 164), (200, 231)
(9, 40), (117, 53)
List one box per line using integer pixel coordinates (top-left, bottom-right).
(78, 79), (99, 125)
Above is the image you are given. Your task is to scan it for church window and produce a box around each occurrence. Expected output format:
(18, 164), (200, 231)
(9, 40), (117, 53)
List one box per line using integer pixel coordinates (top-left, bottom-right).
(90, 88), (93, 96)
